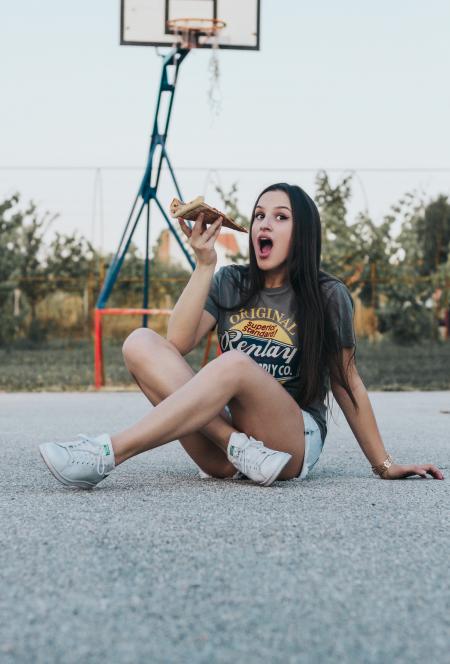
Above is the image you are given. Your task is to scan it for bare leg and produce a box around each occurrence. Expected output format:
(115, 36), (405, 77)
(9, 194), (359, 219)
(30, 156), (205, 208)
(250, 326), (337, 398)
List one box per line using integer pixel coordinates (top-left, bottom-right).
(114, 330), (307, 479)
(122, 328), (238, 478)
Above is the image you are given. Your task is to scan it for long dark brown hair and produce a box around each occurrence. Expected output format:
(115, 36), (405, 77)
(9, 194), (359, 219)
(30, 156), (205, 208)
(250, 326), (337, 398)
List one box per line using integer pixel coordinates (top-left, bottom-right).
(212, 182), (358, 412)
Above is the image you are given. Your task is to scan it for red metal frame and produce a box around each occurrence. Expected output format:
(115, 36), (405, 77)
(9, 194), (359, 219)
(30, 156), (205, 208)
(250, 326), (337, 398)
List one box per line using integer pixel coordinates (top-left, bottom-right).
(93, 307), (220, 389)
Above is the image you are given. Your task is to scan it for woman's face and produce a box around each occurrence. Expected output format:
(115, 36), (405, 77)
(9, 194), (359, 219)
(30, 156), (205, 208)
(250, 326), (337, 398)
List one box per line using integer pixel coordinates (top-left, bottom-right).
(251, 189), (294, 275)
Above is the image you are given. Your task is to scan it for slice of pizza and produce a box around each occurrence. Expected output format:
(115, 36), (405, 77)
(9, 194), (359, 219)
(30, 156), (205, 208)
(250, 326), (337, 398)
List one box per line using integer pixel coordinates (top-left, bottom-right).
(169, 196), (248, 233)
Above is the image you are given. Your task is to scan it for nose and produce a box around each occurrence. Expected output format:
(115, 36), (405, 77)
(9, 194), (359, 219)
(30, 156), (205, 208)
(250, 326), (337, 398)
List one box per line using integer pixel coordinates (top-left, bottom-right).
(260, 217), (273, 231)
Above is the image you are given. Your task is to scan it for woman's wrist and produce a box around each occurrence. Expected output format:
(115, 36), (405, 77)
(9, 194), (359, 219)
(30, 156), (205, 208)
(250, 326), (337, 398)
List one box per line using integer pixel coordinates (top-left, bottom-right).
(195, 261), (217, 272)
(371, 452), (394, 478)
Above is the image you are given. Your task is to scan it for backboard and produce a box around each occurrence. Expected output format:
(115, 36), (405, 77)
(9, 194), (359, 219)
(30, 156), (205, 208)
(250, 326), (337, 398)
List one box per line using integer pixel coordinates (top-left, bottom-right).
(120, 0), (260, 50)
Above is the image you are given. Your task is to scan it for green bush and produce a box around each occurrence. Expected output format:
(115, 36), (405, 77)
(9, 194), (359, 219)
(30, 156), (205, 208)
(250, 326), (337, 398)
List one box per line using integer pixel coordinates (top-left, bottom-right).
(377, 300), (434, 344)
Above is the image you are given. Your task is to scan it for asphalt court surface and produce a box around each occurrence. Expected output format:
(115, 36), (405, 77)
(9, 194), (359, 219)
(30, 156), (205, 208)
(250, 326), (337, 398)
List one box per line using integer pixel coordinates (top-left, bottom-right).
(0, 391), (449, 663)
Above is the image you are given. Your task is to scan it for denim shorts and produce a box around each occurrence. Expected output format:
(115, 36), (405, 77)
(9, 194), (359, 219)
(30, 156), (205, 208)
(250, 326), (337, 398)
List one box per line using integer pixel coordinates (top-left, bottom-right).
(198, 406), (324, 481)
(295, 409), (325, 480)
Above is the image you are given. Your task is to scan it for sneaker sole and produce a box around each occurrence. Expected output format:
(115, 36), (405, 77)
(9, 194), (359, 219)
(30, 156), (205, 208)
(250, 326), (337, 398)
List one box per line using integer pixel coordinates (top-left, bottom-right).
(261, 452), (292, 487)
(39, 445), (96, 490)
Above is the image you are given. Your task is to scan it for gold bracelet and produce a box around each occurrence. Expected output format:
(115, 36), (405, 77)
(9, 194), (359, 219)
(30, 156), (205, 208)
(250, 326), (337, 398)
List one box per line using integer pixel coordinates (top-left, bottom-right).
(371, 453), (394, 478)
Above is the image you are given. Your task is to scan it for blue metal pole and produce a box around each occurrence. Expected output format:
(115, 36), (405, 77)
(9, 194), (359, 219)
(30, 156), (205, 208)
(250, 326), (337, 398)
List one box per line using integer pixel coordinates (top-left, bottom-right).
(139, 47), (188, 203)
(96, 45), (193, 311)
(97, 200), (147, 308)
(161, 145), (184, 203)
(142, 201), (150, 327)
(99, 188), (141, 300)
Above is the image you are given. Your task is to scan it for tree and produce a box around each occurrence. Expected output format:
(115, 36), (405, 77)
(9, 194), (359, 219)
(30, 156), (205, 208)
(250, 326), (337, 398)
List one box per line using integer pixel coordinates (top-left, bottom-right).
(384, 193), (450, 342)
(370, 192), (437, 343)
(0, 195), (59, 342)
(0, 194), (23, 343)
(315, 170), (356, 281)
(0, 194), (22, 281)
(0, 194), (103, 343)
(15, 201), (58, 341)
(418, 195), (450, 275)
(46, 232), (99, 285)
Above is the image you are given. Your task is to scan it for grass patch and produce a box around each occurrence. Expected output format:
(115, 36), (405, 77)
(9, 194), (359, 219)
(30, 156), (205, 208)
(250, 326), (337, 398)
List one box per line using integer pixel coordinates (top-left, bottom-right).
(355, 338), (450, 390)
(0, 337), (214, 392)
(0, 337), (449, 392)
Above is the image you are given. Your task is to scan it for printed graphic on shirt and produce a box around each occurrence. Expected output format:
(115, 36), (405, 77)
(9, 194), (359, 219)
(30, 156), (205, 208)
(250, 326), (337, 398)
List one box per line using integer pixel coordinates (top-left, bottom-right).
(220, 306), (300, 384)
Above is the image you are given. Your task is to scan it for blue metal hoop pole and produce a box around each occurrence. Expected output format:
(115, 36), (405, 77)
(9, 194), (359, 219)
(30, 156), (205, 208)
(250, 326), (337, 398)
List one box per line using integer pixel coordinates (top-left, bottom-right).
(96, 45), (195, 318)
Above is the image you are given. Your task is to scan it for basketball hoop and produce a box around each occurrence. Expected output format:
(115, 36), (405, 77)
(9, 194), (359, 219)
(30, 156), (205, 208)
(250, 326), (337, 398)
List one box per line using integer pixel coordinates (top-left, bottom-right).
(166, 17), (226, 50)
(167, 17), (226, 117)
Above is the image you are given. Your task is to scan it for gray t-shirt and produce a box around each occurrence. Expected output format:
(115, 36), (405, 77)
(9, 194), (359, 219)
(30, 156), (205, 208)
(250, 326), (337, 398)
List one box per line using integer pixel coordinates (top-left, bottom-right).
(204, 264), (356, 443)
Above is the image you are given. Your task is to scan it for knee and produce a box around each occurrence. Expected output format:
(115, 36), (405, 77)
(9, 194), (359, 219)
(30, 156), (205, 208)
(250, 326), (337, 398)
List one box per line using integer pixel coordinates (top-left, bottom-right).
(215, 349), (253, 380)
(122, 328), (165, 367)
(220, 349), (252, 368)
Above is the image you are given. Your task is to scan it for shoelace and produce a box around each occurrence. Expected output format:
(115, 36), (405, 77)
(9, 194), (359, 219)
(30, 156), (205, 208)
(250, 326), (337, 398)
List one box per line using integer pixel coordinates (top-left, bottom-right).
(247, 448), (273, 472)
(236, 444), (273, 474)
(63, 434), (107, 475)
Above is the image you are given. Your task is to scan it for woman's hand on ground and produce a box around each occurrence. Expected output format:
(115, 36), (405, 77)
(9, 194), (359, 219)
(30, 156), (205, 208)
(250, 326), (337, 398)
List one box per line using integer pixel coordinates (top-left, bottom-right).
(177, 213), (222, 267)
(381, 463), (445, 480)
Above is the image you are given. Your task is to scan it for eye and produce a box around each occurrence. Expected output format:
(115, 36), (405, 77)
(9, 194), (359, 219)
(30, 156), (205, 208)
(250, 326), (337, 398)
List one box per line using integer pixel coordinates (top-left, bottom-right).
(276, 214), (288, 220)
(254, 212), (264, 220)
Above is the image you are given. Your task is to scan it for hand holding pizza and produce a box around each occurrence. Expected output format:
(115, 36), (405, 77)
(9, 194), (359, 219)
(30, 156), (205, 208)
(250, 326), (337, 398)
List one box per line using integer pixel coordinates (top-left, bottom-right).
(178, 213), (223, 267)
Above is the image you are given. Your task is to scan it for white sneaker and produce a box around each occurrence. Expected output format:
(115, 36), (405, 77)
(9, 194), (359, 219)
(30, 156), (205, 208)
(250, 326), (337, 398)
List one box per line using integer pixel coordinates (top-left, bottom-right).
(227, 432), (291, 486)
(39, 433), (115, 489)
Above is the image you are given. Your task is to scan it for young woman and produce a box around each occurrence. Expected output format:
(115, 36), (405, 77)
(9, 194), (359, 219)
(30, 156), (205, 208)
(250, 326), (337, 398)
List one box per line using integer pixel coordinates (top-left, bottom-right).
(39, 183), (444, 488)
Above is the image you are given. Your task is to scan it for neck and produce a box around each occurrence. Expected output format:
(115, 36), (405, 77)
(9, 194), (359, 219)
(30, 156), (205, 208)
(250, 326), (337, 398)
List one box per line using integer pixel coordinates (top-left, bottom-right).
(264, 279), (286, 289)
(263, 265), (288, 289)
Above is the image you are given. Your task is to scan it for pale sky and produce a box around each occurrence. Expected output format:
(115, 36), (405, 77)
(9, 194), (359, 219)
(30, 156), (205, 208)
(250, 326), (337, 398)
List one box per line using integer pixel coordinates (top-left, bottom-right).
(1, 0), (449, 258)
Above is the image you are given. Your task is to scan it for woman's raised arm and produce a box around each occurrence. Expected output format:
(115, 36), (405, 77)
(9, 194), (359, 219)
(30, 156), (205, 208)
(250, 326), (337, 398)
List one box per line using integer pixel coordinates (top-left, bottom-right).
(166, 213), (222, 354)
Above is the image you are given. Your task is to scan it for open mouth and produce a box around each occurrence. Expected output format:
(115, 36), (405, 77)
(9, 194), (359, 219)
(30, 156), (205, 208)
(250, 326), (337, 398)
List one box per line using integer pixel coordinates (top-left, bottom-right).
(257, 237), (274, 259)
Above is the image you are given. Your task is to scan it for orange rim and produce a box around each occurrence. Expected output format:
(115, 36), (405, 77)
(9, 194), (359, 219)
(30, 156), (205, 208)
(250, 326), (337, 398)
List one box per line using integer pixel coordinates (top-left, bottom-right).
(166, 17), (226, 36)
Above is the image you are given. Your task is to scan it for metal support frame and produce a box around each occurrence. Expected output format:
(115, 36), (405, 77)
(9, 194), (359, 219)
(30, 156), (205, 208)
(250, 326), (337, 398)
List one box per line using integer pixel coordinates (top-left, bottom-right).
(96, 45), (195, 324)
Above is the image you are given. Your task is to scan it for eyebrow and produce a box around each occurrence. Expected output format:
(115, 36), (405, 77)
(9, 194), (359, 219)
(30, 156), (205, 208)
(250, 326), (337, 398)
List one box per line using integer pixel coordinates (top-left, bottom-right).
(255, 205), (291, 211)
